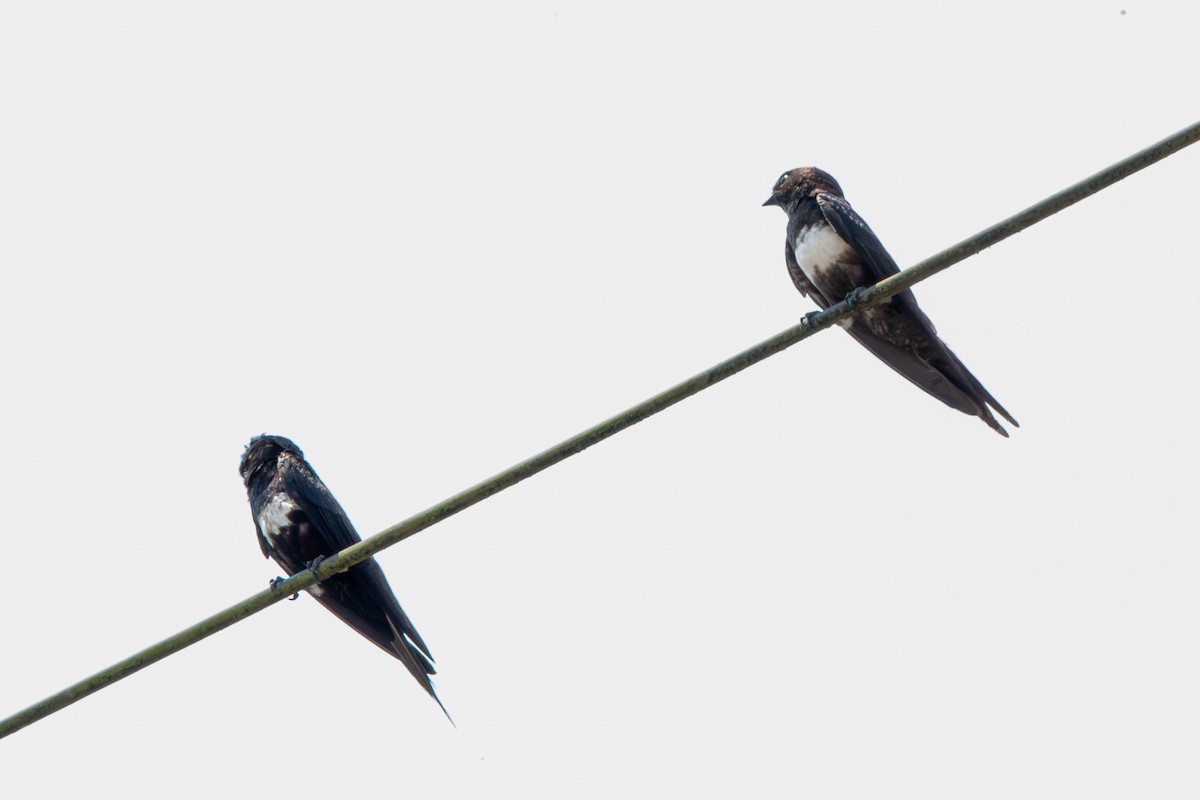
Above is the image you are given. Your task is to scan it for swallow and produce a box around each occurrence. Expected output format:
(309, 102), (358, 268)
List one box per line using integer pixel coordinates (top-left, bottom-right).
(763, 167), (1017, 436)
(240, 434), (448, 717)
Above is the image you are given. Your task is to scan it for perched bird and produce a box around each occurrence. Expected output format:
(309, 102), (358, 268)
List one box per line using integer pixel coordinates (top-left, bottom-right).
(240, 434), (448, 717)
(763, 167), (1017, 436)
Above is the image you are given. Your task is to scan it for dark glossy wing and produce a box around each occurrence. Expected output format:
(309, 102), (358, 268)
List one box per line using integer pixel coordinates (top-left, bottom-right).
(815, 191), (931, 318)
(282, 464), (435, 658)
(281, 464), (362, 553)
(281, 461), (444, 713)
(846, 311), (1017, 434)
(814, 192), (900, 281)
(816, 192), (1017, 433)
(837, 320), (1012, 435)
(933, 345), (1018, 430)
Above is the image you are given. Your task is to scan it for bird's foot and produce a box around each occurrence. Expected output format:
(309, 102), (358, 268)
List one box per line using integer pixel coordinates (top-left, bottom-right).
(269, 576), (300, 601)
(305, 556), (326, 577)
(801, 310), (822, 330)
(843, 287), (868, 310)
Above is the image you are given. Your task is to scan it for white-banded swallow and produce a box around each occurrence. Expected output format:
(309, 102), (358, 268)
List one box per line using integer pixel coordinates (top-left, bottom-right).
(240, 434), (449, 718)
(763, 167), (1017, 436)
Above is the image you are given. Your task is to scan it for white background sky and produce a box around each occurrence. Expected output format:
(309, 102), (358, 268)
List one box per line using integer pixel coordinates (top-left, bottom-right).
(3, 3), (1198, 797)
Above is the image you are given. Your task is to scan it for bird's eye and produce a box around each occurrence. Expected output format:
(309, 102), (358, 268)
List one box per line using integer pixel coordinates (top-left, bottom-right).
(777, 173), (789, 188)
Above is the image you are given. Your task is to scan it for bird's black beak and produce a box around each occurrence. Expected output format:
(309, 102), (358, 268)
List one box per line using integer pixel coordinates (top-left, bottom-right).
(762, 195), (779, 207)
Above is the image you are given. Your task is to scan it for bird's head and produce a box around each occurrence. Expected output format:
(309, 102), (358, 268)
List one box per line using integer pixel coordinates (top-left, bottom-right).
(762, 167), (844, 212)
(239, 434), (303, 486)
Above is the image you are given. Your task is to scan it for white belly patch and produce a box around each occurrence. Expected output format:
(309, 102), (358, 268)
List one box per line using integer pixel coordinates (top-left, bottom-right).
(793, 224), (856, 328)
(793, 224), (851, 287)
(257, 493), (297, 549)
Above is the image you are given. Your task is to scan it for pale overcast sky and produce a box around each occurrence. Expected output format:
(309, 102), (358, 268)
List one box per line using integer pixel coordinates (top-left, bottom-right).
(3, 3), (1199, 798)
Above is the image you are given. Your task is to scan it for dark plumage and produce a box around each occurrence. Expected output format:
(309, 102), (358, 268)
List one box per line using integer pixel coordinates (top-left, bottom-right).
(763, 167), (1017, 436)
(240, 434), (448, 717)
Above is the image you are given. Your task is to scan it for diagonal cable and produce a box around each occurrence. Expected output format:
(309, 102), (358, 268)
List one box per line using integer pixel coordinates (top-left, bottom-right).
(2, 120), (1198, 740)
